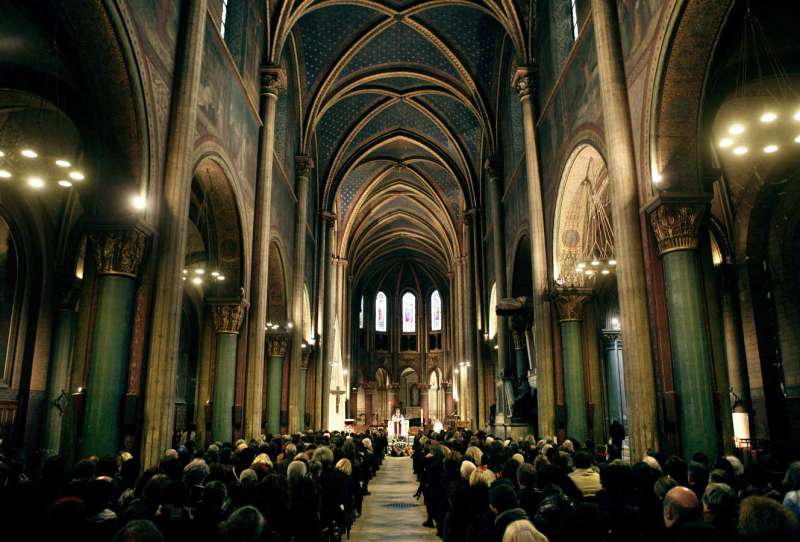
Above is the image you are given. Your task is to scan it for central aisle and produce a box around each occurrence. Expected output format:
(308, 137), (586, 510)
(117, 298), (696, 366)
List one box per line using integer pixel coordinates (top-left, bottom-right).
(349, 456), (440, 542)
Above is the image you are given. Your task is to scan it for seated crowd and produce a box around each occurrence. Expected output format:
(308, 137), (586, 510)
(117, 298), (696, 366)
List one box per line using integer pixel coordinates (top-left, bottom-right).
(0, 430), (387, 542)
(412, 431), (800, 542)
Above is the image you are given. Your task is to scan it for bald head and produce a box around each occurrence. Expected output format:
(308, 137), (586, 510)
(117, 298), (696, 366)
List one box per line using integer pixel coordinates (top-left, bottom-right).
(663, 486), (701, 528)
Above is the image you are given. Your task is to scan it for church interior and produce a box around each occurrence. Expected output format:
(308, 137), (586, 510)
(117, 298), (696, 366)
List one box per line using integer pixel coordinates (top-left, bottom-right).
(1, 0), (800, 540)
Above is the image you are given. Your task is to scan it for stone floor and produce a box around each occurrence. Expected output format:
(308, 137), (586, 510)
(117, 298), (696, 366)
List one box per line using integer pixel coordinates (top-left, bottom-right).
(348, 456), (440, 542)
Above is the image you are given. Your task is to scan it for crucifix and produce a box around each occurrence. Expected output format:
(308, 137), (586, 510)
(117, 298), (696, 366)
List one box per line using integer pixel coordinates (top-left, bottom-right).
(331, 386), (346, 413)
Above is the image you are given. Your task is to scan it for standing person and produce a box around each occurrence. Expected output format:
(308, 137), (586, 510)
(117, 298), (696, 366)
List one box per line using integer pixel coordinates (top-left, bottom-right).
(610, 419), (625, 451)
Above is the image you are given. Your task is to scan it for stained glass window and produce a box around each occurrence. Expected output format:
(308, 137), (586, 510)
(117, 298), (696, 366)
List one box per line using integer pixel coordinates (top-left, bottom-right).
(220, 0), (229, 37)
(375, 292), (387, 332)
(431, 290), (442, 331)
(402, 292), (416, 333)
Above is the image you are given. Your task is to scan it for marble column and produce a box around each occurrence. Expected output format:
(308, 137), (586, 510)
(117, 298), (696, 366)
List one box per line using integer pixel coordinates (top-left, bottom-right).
(288, 157), (313, 433)
(265, 332), (288, 435)
(141, 0), (207, 467)
(43, 277), (81, 456)
(320, 212), (336, 429)
(647, 196), (719, 459)
(553, 289), (591, 444)
(486, 161), (510, 421)
(591, 0), (659, 459)
(244, 67), (286, 440)
(298, 347), (311, 430)
(210, 302), (246, 443)
(602, 330), (626, 432)
(512, 70), (555, 438)
(82, 226), (148, 458)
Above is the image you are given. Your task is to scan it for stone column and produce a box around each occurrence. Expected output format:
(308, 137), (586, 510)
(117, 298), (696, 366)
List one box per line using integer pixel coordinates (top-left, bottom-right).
(210, 301), (246, 443)
(464, 209), (481, 428)
(364, 385), (374, 427)
(720, 264), (750, 409)
(646, 196), (718, 459)
(444, 382), (454, 417)
(243, 67), (286, 439)
(512, 330), (528, 384)
(553, 289), (591, 444)
(486, 161), (510, 421)
(298, 347), (311, 430)
(512, 69), (556, 438)
(43, 277), (81, 456)
(265, 332), (288, 435)
(320, 212), (336, 429)
(82, 226), (148, 457)
(389, 383), (400, 413)
(288, 157), (313, 433)
(590, 0), (660, 459)
(466, 209), (486, 428)
(141, 0), (207, 467)
(419, 383), (430, 424)
(602, 330), (626, 432)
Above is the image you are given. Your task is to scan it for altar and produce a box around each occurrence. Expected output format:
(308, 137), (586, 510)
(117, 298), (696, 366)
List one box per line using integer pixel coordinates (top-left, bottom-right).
(387, 410), (409, 438)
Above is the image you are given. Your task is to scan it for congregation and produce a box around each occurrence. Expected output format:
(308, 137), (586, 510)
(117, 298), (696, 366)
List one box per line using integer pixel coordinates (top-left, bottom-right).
(0, 430), (387, 542)
(412, 431), (800, 542)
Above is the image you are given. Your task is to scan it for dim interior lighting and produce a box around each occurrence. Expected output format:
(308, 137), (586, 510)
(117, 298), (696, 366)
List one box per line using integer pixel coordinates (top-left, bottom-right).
(211, 271), (219, 277)
(652, 171), (663, 184)
(182, 269), (188, 275)
(795, 135), (800, 143)
(611, 317), (620, 330)
(0, 170), (11, 179)
(719, 138), (734, 148)
(729, 123), (745, 135)
(301, 343), (306, 349)
(131, 194), (147, 210)
(585, 269), (594, 276)
(287, 322), (294, 329)
(21, 149), (37, 158)
(763, 144), (779, 154)
(27, 176), (44, 189)
(191, 277), (202, 285)
(0, 150), (4, 157)
(216, 275), (225, 281)
(68, 171), (85, 181)
(576, 262), (586, 269)
(601, 269), (610, 275)
(58, 180), (72, 188)
(733, 146), (748, 155)
(760, 112), (777, 123)
(55, 159), (71, 168)
(609, 259), (617, 266)
(591, 260), (600, 266)
(194, 268), (204, 275)
(493, 344), (499, 350)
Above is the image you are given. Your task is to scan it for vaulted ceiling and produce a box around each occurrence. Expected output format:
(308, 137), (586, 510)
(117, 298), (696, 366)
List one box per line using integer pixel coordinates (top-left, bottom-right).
(274, 1), (533, 287)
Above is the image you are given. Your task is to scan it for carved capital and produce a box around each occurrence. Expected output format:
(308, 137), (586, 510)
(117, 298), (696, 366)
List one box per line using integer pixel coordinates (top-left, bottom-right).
(321, 211), (337, 226)
(552, 288), (591, 322)
(512, 330), (526, 351)
(212, 302), (247, 334)
(512, 66), (536, 99)
(301, 347), (312, 368)
(645, 194), (710, 256)
(295, 155), (314, 178)
(266, 333), (289, 358)
(260, 66), (286, 97)
(602, 329), (621, 347)
(90, 226), (148, 278)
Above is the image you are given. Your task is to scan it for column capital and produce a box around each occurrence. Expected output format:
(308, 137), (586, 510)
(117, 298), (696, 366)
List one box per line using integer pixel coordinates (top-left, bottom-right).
(484, 158), (502, 180)
(89, 223), (150, 278)
(266, 332), (290, 358)
(260, 65), (287, 97)
(551, 288), (592, 322)
(512, 329), (527, 351)
(321, 211), (337, 225)
(645, 192), (711, 256)
(295, 155), (314, 178)
(211, 301), (247, 334)
(300, 346), (313, 368)
(512, 66), (537, 99)
(601, 328), (622, 346)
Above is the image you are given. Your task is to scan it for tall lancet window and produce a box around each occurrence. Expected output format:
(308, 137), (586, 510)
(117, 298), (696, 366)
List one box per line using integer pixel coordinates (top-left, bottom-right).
(220, 0), (229, 37)
(402, 292), (416, 333)
(431, 290), (442, 332)
(375, 292), (387, 332)
(570, 0), (580, 41)
(359, 296), (364, 329)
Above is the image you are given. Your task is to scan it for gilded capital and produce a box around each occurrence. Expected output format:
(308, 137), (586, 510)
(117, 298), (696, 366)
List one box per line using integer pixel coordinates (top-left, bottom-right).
(212, 302), (247, 334)
(266, 333), (289, 358)
(295, 155), (314, 178)
(90, 226), (148, 278)
(512, 67), (536, 99)
(552, 288), (591, 322)
(646, 196), (708, 255)
(260, 66), (286, 97)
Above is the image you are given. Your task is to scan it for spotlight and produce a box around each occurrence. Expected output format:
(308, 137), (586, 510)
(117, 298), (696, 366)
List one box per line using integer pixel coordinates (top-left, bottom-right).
(763, 144), (779, 154)
(58, 180), (72, 188)
(0, 170), (11, 179)
(795, 135), (800, 143)
(131, 194), (147, 210)
(609, 259), (617, 266)
(55, 159), (71, 168)
(719, 138), (734, 148)
(652, 171), (663, 183)
(68, 171), (85, 181)
(601, 269), (610, 275)
(27, 176), (45, 189)
(191, 277), (202, 285)
(211, 271), (220, 277)
(733, 146), (748, 155)
(795, 111), (800, 121)
(195, 268), (205, 275)
(21, 149), (37, 158)
(729, 124), (745, 135)
(760, 112), (777, 123)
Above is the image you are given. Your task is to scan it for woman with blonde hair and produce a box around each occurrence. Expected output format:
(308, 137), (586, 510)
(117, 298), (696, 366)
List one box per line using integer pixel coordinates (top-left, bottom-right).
(335, 457), (352, 476)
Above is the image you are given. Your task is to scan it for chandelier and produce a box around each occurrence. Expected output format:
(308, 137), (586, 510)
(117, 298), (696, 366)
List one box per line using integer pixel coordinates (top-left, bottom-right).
(574, 160), (615, 280)
(715, 4), (799, 161)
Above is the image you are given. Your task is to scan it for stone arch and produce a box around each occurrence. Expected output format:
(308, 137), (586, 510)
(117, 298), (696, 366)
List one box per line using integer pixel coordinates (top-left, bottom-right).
(267, 241), (288, 326)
